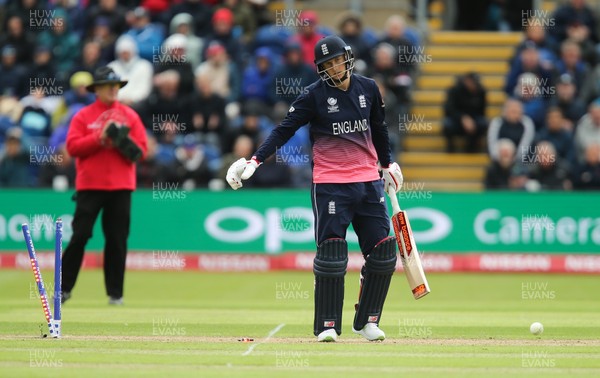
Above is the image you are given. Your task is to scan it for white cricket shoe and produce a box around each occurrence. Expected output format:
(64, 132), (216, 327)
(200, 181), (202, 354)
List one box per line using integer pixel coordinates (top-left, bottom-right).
(108, 296), (124, 306)
(317, 329), (337, 342)
(353, 323), (385, 341)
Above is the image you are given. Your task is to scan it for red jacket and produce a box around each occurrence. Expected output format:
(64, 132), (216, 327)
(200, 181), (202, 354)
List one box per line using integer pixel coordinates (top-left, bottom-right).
(292, 32), (325, 68)
(66, 99), (148, 191)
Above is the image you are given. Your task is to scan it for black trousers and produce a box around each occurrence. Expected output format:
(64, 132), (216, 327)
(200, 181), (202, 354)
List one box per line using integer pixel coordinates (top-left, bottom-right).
(443, 116), (487, 153)
(62, 190), (132, 298)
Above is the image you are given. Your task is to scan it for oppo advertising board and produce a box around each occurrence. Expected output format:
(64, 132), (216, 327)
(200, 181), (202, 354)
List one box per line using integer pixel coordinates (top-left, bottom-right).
(0, 190), (598, 254)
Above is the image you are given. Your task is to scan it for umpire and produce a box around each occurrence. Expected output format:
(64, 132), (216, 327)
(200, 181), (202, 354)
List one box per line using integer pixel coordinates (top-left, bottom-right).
(62, 66), (147, 305)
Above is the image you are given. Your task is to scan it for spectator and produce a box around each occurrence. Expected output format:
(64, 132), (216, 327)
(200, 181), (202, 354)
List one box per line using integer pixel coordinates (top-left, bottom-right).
(550, 0), (598, 52)
(0, 127), (30, 187)
(535, 107), (576, 166)
(253, 23), (292, 57)
(108, 35), (154, 105)
(71, 40), (104, 75)
(338, 11), (372, 67)
(526, 141), (572, 190)
(581, 60), (600, 103)
(29, 45), (58, 87)
(573, 143), (600, 189)
(154, 34), (195, 96)
(139, 0), (171, 22)
(488, 99), (536, 161)
(380, 14), (420, 50)
(38, 145), (75, 190)
(188, 71), (227, 146)
(575, 101), (600, 162)
(511, 21), (557, 67)
(443, 72), (488, 153)
(195, 42), (240, 103)
(203, 8), (242, 67)
(124, 6), (165, 62)
(247, 0), (273, 29)
(484, 139), (527, 189)
(0, 96), (23, 127)
(455, 0), (490, 30)
(492, 0), (534, 32)
(37, 8), (80, 81)
(4, 0), (43, 35)
(552, 73), (586, 128)
(168, 0), (213, 38)
(219, 0), (256, 44)
(63, 71), (95, 107)
(135, 70), (188, 143)
(167, 135), (213, 189)
(51, 0), (86, 39)
(290, 10), (325, 68)
(169, 13), (204, 69)
(0, 45), (28, 98)
(86, 17), (117, 64)
(219, 134), (254, 183)
(553, 40), (590, 98)
(85, 0), (128, 37)
(374, 75), (401, 155)
(48, 104), (85, 152)
(153, 122), (180, 166)
(0, 15), (35, 64)
(379, 15), (419, 84)
(504, 44), (553, 96)
(271, 41), (318, 106)
(136, 133), (166, 188)
(19, 86), (62, 142)
(368, 43), (411, 114)
(513, 73), (549, 130)
(223, 103), (273, 153)
(0, 115), (17, 145)
(241, 47), (276, 106)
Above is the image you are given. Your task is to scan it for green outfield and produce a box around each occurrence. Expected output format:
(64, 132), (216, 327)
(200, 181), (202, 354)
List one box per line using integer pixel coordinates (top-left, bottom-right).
(1, 270), (599, 377)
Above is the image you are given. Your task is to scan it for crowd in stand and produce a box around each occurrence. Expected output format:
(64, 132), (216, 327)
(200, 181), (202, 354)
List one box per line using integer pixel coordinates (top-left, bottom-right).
(0, 0), (422, 189)
(1, 0), (599, 191)
(443, 0), (600, 190)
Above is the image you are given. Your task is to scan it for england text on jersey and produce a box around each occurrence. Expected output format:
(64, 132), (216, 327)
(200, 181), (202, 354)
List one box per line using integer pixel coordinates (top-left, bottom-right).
(332, 119), (368, 135)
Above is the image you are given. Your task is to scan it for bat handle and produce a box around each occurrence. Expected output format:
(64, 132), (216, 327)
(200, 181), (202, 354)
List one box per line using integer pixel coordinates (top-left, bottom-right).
(385, 186), (402, 214)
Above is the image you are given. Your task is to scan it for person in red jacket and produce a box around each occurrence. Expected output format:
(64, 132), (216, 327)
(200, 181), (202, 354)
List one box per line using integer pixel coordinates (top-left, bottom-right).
(62, 66), (147, 306)
(290, 11), (325, 68)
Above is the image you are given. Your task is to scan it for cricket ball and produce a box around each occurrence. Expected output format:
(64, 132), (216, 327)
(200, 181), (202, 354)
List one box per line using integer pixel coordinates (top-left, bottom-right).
(530, 322), (544, 335)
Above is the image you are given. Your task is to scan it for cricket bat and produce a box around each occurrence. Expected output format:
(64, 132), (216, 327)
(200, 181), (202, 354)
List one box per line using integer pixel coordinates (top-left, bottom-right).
(386, 188), (431, 299)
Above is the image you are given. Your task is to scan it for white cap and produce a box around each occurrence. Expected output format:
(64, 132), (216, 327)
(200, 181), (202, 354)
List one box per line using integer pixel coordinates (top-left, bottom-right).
(164, 33), (187, 51)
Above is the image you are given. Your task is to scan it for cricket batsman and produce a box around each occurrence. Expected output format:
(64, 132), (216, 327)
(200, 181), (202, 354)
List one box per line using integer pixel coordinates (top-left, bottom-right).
(226, 36), (403, 342)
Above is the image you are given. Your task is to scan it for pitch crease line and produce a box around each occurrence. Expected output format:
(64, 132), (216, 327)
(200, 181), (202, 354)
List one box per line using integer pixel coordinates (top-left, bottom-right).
(242, 323), (286, 356)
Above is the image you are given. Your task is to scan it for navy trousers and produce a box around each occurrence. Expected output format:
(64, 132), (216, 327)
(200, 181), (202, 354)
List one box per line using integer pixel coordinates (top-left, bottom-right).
(311, 179), (390, 256)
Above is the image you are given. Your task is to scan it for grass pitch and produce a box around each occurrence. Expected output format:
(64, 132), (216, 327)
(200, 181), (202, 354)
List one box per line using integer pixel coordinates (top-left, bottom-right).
(1, 270), (599, 377)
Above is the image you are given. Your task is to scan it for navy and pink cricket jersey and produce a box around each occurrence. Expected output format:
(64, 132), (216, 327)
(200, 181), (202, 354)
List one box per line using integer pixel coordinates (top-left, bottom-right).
(254, 74), (392, 183)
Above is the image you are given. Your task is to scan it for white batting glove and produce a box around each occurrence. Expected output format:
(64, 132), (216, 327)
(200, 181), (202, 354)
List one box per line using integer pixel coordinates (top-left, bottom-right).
(382, 162), (403, 193)
(226, 157), (261, 190)
(241, 156), (260, 180)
